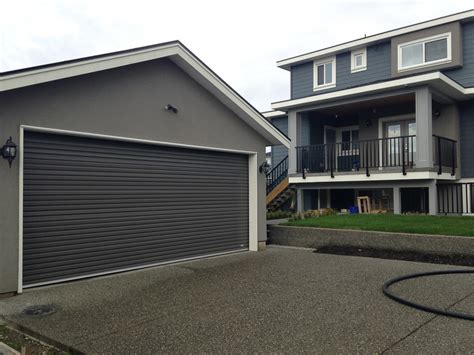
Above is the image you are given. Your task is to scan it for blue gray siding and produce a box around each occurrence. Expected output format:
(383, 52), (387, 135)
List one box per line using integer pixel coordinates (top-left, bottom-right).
(290, 42), (391, 99)
(271, 116), (289, 167)
(460, 100), (474, 178)
(290, 20), (474, 100)
(444, 21), (474, 87)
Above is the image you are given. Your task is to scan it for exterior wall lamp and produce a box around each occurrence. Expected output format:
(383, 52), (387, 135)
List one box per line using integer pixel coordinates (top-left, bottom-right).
(2, 137), (17, 168)
(259, 161), (270, 174)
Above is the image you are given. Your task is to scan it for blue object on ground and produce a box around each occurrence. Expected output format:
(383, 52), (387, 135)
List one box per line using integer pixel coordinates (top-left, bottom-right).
(349, 206), (359, 214)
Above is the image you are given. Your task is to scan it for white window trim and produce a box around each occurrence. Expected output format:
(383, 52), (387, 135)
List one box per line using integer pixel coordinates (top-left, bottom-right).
(397, 32), (452, 72)
(313, 56), (336, 91)
(351, 48), (367, 73)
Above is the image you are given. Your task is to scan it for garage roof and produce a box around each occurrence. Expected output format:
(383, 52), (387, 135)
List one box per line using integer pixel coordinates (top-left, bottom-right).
(0, 41), (290, 148)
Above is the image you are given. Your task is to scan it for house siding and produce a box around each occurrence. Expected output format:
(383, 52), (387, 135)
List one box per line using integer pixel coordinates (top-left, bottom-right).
(271, 116), (289, 167)
(460, 100), (474, 178)
(289, 20), (474, 100)
(290, 42), (391, 99)
(444, 21), (474, 87)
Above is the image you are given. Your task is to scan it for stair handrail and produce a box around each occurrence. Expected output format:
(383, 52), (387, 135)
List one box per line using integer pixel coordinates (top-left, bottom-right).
(266, 156), (289, 194)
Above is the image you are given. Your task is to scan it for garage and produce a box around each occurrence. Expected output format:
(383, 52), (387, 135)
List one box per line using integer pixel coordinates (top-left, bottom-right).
(22, 130), (250, 287)
(0, 41), (289, 294)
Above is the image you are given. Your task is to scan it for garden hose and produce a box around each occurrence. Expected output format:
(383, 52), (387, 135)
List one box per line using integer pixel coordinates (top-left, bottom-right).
(383, 270), (474, 321)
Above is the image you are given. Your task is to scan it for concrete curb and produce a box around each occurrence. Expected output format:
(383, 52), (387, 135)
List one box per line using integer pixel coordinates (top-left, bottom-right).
(269, 225), (474, 256)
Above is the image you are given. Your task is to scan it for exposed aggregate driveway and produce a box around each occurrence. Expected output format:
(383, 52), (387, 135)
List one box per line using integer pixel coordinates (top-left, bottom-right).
(0, 246), (473, 354)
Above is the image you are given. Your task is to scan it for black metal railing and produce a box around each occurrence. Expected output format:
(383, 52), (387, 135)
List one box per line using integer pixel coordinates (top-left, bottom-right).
(266, 156), (288, 193)
(438, 183), (473, 214)
(296, 136), (416, 178)
(433, 135), (457, 176)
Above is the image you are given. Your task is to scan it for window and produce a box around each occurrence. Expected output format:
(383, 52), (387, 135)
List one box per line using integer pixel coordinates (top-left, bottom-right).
(398, 33), (451, 71)
(351, 48), (367, 73)
(313, 57), (336, 90)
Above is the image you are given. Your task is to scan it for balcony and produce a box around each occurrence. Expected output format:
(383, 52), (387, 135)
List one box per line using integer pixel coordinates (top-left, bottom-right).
(296, 135), (456, 178)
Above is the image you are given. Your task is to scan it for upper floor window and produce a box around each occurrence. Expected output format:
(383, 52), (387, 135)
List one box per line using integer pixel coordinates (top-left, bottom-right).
(397, 33), (451, 72)
(313, 57), (336, 91)
(351, 48), (367, 73)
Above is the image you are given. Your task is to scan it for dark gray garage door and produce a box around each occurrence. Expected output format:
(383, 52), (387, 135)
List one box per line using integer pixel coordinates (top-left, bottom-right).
(23, 131), (249, 286)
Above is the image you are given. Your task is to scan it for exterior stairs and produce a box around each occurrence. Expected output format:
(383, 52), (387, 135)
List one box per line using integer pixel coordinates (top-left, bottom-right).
(266, 156), (294, 211)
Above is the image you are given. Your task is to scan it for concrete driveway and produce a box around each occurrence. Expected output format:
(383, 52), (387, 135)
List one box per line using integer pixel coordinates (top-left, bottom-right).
(0, 246), (473, 354)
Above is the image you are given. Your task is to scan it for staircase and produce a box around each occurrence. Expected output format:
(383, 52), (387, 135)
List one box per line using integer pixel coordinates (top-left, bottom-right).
(266, 156), (294, 211)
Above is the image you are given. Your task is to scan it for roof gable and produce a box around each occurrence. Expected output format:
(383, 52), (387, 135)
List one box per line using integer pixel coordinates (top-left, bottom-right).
(0, 41), (290, 148)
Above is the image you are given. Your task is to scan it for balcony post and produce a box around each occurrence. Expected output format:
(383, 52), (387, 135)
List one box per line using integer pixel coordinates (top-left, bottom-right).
(451, 141), (456, 176)
(437, 136), (442, 175)
(415, 87), (434, 169)
(288, 110), (301, 175)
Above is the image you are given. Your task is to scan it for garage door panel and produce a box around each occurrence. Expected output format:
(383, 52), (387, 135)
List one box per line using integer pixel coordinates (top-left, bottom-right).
(23, 216), (249, 239)
(23, 131), (249, 286)
(23, 242), (243, 285)
(23, 231), (249, 261)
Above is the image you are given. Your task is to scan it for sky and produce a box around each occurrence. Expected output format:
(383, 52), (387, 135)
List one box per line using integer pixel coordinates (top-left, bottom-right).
(1, 1), (473, 111)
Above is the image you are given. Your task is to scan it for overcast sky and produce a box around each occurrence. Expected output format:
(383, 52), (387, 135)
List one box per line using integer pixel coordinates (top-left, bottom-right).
(1, 1), (473, 111)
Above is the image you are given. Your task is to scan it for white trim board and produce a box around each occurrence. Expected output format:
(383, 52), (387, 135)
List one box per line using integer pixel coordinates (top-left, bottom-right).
(1, 43), (290, 148)
(18, 125), (261, 292)
(271, 72), (474, 111)
(277, 10), (474, 70)
(262, 110), (287, 119)
(289, 171), (456, 184)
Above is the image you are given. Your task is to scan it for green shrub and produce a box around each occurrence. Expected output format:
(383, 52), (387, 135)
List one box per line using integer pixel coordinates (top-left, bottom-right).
(267, 210), (293, 220)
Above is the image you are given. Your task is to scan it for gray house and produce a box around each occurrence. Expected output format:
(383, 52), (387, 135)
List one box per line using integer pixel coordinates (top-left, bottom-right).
(265, 10), (474, 215)
(0, 41), (289, 294)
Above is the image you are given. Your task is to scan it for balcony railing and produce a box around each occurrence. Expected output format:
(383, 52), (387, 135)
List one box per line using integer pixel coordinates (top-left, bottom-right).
(296, 135), (425, 178)
(433, 135), (457, 176)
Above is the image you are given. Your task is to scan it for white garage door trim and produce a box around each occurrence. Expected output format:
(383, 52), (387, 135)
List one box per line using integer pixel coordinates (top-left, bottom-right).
(18, 125), (259, 293)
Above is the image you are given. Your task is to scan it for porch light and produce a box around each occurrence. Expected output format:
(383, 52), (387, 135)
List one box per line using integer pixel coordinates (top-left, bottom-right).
(2, 137), (17, 168)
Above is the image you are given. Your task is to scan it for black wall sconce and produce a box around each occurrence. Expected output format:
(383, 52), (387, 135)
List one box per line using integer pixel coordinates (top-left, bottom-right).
(259, 161), (270, 174)
(164, 104), (178, 114)
(2, 137), (17, 168)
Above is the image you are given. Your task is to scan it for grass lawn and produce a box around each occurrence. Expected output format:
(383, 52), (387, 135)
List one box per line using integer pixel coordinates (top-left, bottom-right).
(284, 214), (474, 237)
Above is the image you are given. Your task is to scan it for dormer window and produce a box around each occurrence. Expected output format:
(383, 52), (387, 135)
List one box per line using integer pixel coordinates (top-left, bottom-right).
(351, 48), (367, 73)
(313, 57), (336, 91)
(397, 33), (451, 72)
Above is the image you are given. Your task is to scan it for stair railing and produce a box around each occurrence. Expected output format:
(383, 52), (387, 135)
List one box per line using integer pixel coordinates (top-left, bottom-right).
(266, 156), (289, 194)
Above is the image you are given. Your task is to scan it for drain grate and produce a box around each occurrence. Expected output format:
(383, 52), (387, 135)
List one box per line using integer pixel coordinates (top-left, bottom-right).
(22, 304), (58, 317)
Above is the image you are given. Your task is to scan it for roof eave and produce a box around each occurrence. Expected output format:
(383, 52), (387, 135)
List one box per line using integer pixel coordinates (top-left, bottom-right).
(271, 72), (473, 111)
(277, 10), (474, 71)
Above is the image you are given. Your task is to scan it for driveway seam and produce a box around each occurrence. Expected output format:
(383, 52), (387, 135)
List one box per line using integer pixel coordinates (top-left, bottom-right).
(380, 290), (474, 354)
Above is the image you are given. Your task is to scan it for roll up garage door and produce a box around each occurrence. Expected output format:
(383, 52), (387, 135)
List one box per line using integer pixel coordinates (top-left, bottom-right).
(23, 131), (249, 287)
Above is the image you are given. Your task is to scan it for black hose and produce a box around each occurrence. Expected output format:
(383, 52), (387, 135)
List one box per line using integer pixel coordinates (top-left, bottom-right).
(383, 270), (474, 321)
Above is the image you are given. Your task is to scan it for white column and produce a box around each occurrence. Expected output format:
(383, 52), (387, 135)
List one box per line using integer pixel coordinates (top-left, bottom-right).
(415, 87), (433, 169)
(428, 180), (438, 215)
(296, 188), (304, 212)
(393, 187), (401, 214)
(288, 110), (301, 174)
